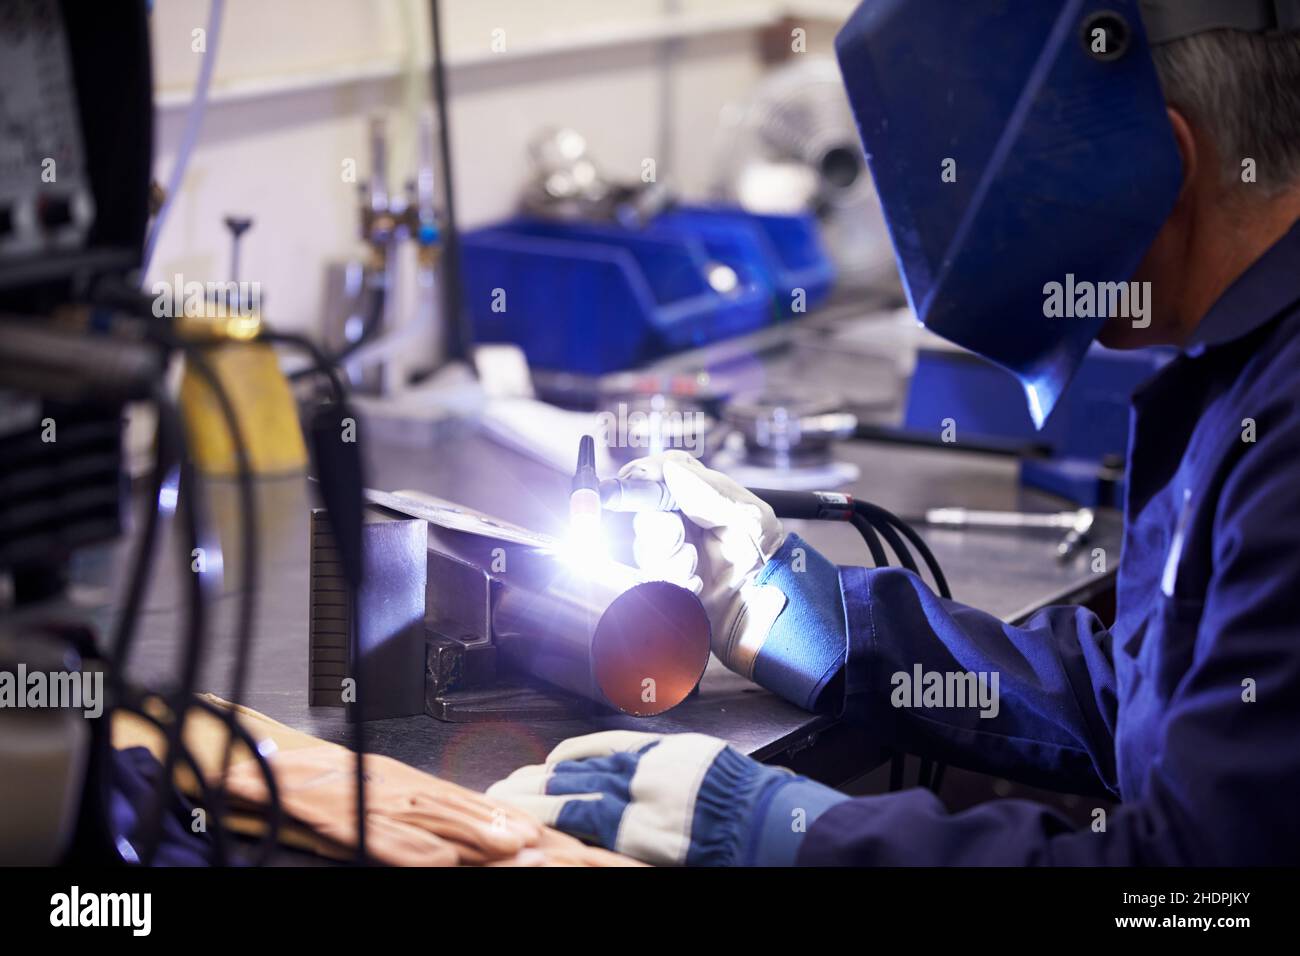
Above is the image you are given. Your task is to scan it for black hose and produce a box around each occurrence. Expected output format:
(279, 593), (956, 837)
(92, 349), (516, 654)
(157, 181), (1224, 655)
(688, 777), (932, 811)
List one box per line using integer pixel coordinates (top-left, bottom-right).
(286, 279), (386, 384)
(849, 513), (888, 567)
(174, 345), (260, 785)
(849, 498), (951, 795)
(117, 687), (286, 867)
(856, 507), (919, 576)
(114, 689), (231, 866)
(98, 296), (278, 865)
(262, 324), (368, 866)
(109, 382), (177, 672)
(855, 500), (952, 599)
(136, 448), (208, 864)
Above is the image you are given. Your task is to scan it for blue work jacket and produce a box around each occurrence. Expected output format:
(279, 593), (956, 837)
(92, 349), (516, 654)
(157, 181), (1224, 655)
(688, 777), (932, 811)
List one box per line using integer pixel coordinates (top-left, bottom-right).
(801, 221), (1300, 865)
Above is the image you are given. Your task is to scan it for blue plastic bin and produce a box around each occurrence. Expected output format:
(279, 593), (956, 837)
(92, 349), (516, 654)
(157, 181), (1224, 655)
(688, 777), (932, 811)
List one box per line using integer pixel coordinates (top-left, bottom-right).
(461, 216), (775, 374)
(649, 205), (836, 316)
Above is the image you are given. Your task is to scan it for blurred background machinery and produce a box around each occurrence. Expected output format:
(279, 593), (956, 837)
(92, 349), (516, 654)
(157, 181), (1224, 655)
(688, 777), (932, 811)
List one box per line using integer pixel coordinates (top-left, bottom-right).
(1, 0), (156, 865)
(711, 57), (896, 291)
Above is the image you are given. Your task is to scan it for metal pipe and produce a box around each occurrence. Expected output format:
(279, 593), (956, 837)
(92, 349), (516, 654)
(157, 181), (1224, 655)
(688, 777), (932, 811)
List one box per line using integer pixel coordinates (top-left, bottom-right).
(491, 562), (710, 717)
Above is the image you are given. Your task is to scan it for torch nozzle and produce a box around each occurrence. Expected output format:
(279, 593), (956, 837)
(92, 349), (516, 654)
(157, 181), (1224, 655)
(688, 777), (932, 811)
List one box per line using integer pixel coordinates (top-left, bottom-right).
(572, 434), (598, 494)
(568, 435), (603, 543)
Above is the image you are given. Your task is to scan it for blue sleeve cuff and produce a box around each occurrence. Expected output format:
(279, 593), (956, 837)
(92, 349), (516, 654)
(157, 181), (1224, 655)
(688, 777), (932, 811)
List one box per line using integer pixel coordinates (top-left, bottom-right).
(747, 777), (850, 866)
(750, 534), (849, 712)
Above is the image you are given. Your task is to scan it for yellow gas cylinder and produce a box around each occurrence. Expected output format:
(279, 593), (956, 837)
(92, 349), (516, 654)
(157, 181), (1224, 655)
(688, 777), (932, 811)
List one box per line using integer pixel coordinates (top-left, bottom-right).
(177, 310), (308, 476)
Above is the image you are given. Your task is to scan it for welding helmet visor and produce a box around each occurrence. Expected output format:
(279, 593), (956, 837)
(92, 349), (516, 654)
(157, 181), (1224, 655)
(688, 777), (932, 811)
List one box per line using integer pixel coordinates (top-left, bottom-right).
(835, 0), (1184, 426)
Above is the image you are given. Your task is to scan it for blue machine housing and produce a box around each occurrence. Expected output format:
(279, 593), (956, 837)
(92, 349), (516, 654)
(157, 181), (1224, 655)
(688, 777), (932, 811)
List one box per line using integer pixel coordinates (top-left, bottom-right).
(904, 344), (1173, 505)
(460, 208), (833, 374)
(835, 0), (1182, 427)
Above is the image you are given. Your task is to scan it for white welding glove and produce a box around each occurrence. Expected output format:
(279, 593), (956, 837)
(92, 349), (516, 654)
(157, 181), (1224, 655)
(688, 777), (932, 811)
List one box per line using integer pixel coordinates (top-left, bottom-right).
(617, 451), (790, 681)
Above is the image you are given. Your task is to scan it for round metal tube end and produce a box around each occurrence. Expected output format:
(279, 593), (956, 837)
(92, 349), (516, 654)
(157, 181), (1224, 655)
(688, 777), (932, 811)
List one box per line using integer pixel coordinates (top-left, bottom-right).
(591, 581), (710, 716)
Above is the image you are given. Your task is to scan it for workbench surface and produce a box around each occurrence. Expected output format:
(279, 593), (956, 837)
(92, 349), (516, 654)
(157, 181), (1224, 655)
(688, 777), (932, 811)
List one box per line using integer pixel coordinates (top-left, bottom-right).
(107, 421), (1119, 792)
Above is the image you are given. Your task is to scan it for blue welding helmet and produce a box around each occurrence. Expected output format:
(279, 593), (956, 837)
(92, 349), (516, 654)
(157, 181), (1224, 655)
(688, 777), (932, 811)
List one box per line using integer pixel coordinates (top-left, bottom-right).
(835, 0), (1245, 426)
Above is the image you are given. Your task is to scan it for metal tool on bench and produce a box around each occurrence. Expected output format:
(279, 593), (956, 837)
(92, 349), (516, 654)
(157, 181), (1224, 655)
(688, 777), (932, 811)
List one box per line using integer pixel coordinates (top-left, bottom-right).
(711, 390), (860, 490)
(920, 506), (1096, 562)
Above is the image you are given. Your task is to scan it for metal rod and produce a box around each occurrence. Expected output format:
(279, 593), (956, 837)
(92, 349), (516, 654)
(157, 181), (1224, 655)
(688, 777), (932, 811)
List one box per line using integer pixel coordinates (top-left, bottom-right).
(428, 0), (473, 371)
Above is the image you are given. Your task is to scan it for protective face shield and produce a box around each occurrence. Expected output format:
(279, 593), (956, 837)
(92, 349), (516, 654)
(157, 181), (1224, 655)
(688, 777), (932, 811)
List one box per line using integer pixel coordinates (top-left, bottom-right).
(835, 0), (1300, 426)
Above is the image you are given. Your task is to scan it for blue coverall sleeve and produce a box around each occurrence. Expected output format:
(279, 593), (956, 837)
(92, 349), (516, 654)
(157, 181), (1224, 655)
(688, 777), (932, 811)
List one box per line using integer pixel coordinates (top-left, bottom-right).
(802, 410), (1300, 865)
(837, 565), (1121, 798)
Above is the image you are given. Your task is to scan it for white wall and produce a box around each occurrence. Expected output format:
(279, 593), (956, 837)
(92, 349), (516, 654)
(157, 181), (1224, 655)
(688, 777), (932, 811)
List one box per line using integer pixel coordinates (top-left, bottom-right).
(146, 0), (857, 334)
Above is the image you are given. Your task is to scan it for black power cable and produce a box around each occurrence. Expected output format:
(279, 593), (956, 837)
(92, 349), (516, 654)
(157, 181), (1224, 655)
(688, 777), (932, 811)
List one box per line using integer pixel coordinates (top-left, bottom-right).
(114, 688), (231, 866)
(86, 285), (284, 866)
(860, 507), (919, 576)
(177, 324), (368, 865)
(169, 343), (260, 784)
(135, 439), (210, 864)
(285, 278), (386, 384)
(848, 512), (888, 567)
(109, 383), (178, 671)
(744, 486), (951, 794)
(272, 332), (349, 399)
(115, 686), (286, 866)
(855, 500), (952, 599)
(266, 329), (369, 866)
(118, 331), (261, 865)
(843, 498), (951, 794)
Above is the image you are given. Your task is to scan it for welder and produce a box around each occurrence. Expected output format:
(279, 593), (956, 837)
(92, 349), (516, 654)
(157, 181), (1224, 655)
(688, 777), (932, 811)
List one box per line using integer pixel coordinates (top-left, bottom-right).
(489, 0), (1300, 866)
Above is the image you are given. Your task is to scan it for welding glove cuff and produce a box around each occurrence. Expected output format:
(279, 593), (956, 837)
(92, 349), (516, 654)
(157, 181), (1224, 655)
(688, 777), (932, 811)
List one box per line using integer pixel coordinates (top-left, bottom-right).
(745, 533), (849, 713)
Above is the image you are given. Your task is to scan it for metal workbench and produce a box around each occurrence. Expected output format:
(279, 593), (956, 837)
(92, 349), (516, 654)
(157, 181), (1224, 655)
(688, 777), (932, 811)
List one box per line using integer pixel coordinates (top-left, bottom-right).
(107, 418), (1120, 792)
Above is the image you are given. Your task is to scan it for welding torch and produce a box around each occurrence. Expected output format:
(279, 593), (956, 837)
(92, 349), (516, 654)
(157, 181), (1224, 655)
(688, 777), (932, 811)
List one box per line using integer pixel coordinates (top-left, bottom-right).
(572, 436), (951, 599)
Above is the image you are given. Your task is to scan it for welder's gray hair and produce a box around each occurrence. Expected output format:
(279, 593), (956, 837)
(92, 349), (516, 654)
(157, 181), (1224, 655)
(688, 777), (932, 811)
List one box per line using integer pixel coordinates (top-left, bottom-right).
(1149, 29), (1300, 196)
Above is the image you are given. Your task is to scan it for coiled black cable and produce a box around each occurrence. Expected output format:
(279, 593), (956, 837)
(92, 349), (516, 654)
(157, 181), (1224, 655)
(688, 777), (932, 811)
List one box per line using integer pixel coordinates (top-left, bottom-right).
(116, 686), (285, 866)
(88, 283), (283, 865)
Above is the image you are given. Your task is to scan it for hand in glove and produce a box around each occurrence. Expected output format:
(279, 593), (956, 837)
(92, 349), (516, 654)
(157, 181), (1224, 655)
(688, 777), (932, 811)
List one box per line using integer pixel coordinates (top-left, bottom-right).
(487, 730), (846, 866)
(613, 451), (847, 712)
